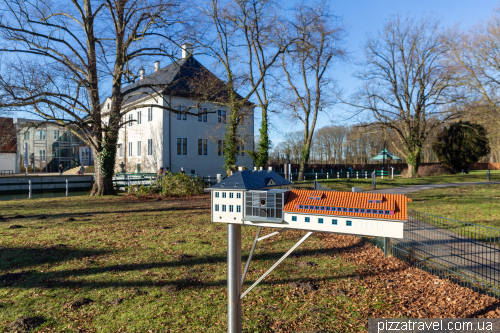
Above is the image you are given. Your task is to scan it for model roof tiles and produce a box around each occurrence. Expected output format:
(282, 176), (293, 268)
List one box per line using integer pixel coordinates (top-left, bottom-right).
(283, 189), (411, 221)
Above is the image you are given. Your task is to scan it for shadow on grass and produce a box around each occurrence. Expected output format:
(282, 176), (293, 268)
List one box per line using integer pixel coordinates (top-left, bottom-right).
(0, 246), (109, 271)
(0, 243), (381, 290)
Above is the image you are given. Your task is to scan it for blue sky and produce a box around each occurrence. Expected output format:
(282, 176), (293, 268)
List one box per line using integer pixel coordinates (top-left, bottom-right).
(266, 0), (500, 146)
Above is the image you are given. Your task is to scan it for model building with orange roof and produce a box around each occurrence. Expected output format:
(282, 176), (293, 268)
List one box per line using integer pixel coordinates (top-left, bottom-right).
(211, 171), (410, 238)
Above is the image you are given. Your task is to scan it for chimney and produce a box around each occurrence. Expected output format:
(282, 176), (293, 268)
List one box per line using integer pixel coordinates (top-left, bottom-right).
(154, 61), (160, 72)
(139, 68), (145, 80)
(182, 43), (193, 58)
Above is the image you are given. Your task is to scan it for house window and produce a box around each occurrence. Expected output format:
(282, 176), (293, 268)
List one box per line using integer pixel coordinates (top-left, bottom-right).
(222, 192), (226, 198)
(218, 140), (224, 156)
(332, 219), (338, 225)
(321, 206), (325, 210)
(349, 208), (353, 212)
(229, 205), (234, 212)
(24, 131), (30, 140)
(177, 138), (188, 155)
(137, 141), (141, 157)
(198, 107), (208, 122)
(368, 200), (373, 203)
(107, 103), (110, 109)
(292, 216), (297, 222)
(198, 139), (208, 155)
(343, 208), (348, 212)
(36, 130), (46, 140)
(376, 200), (381, 204)
(128, 113), (133, 126)
(360, 209), (365, 213)
(128, 142), (133, 156)
(237, 143), (245, 156)
(118, 144), (123, 157)
(337, 207), (342, 211)
(147, 139), (153, 155)
(177, 106), (187, 120)
(318, 218), (324, 224)
(39, 150), (46, 159)
(385, 210), (390, 215)
(218, 110), (226, 123)
(236, 205), (241, 213)
(148, 108), (152, 121)
(367, 209), (372, 214)
(215, 204), (220, 211)
(354, 208), (359, 213)
(346, 220), (352, 226)
(299, 205), (303, 209)
(236, 193), (241, 199)
(229, 192), (234, 198)
(53, 130), (58, 140)
(305, 217), (310, 223)
(222, 205), (226, 212)
(315, 206), (319, 210)
(215, 192), (219, 198)
(137, 111), (142, 124)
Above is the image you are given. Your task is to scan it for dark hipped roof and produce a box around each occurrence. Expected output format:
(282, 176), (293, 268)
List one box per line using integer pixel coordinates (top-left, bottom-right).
(121, 56), (251, 106)
(0, 117), (17, 153)
(211, 170), (292, 190)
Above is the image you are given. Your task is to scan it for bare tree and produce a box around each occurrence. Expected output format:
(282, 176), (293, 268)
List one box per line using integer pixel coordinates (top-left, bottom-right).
(0, 0), (184, 195)
(280, 1), (346, 181)
(447, 10), (500, 162)
(345, 15), (461, 177)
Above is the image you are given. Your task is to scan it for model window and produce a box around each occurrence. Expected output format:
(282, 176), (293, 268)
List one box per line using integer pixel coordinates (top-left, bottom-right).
(237, 193), (241, 199)
(343, 208), (348, 212)
(215, 204), (219, 211)
(385, 210), (390, 215)
(376, 200), (381, 204)
(348, 208), (353, 212)
(346, 220), (352, 226)
(215, 192), (219, 198)
(318, 218), (324, 224)
(236, 205), (241, 213)
(222, 192), (226, 198)
(367, 209), (372, 214)
(354, 208), (359, 213)
(360, 209), (365, 213)
(304, 205), (309, 209)
(368, 200), (373, 203)
(198, 139), (208, 155)
(315, 206), (319, 210)
(309, 197), (314, 200)
(305, 217), (310, 223)
(222, 205), (226, 212)
(229, 193), (234, 198)
(229, 205), (234, 212)
(337, 207), (342, 211)
(332, 219), (338, 225)
(292, 216), (297, 222)
(320, 206), (325, 211)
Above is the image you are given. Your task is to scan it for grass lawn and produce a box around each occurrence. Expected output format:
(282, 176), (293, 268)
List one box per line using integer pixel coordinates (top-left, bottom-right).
(1, 194), (499, 332)
(295, 170), (500, 192)
(407, 184), (500, 229)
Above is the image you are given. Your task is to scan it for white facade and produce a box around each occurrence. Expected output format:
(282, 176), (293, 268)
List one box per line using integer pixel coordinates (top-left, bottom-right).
(211, 189), (246, 223)
(0, 153), (16, 172)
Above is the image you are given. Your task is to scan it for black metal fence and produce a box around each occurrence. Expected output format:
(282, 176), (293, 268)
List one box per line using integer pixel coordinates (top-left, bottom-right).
(374, 210), (500, 298)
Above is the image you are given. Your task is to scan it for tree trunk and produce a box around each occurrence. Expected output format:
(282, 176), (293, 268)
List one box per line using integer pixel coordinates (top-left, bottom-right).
(90, 141), (117, 196)
(405, 149), (421, 178)
(297, 143), (311, 181)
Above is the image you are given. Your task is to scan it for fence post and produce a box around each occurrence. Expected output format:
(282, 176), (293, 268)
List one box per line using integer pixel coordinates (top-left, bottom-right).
(347, 172), (349, 179)
(487, 169), (491, 182)
(383, 237), (388, 257)
(315, 173), (317, 180)
(356, 172), (358, 179)
(372, 171), (376, 189)
(127, 176), (130, 193)
(365, 171), (367, 180)
(66, 179), (69, 197)
(381, 170), (384, 179)
(327, 174), (329, 180)
(29, 179), (32, 199)
(337, 172), (339, 179)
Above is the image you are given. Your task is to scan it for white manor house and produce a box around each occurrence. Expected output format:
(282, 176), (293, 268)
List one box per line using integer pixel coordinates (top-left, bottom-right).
(102, 44), (254, 176)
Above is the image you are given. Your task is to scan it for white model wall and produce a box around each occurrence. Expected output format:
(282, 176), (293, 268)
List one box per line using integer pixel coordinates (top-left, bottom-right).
(0, 153), (16, 172)
(211, 189), (245, 223)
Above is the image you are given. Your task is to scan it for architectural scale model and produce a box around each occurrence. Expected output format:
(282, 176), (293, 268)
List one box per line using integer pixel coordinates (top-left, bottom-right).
(211, 170), (410, 238)
(213, 170), (411, 333)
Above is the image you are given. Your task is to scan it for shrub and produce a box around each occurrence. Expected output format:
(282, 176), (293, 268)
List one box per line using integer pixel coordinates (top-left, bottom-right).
(401, 164), (450, 178)
(129, 173), (204, 198)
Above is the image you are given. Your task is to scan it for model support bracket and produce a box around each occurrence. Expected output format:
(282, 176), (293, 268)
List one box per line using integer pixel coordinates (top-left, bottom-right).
(240, 229), (313, 300)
